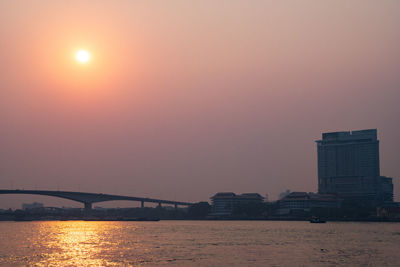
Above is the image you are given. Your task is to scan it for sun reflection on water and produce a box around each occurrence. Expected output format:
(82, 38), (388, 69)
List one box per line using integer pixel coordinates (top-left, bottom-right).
(39, 222), (103, 266)
(36, 221), (141, 266)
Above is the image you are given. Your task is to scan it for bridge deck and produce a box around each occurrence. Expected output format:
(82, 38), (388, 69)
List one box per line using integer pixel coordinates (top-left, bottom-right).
(0, 190), (193, 207)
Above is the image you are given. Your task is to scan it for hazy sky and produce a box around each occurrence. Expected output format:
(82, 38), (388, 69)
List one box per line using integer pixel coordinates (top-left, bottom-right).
(1, 1), (399, 208)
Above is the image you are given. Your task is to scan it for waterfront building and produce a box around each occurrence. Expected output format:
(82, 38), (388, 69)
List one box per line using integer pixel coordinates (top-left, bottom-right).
(210, 192), (264, 216)
(376, 203), (400, 219)
(277, 192), (340, 215)
(316, 129), (393, 204)
(22, 202), (44, 210)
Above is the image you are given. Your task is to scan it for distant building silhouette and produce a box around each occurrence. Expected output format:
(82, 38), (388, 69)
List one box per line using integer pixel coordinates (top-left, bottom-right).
(277, 192), (339, 215)
(316, 129), (393, 204)
(279, 189), (291, 200)
(210, 192), (264, 216)
(22, 202), (44, 210)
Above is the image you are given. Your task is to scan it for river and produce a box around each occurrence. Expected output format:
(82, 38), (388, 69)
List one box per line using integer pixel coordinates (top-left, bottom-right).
(1, 220), (400, 266)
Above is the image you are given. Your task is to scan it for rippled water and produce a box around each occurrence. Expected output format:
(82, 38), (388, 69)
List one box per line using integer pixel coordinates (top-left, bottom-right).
(1, 220), (400, 266)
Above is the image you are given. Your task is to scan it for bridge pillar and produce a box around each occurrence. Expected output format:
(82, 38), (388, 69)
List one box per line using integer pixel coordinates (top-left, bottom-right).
(84, 202), (92, 212)
(158, 202), (162, 208)
(141, 201), (144, 208)
(174, 204), (178, 209)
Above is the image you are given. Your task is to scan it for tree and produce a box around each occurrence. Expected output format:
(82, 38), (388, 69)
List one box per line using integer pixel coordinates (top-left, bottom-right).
(232, 202), (266, 217)
(187, 202), (211, 218)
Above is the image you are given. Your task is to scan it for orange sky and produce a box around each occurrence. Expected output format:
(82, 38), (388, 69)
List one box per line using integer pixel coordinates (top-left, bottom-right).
(1, 1), (400, 208)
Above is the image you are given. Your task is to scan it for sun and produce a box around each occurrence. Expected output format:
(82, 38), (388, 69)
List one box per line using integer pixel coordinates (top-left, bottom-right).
(75, 50), (91, 64)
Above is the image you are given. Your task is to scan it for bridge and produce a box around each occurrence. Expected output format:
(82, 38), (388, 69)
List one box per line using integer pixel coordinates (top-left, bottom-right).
(0, 189), (193, 211)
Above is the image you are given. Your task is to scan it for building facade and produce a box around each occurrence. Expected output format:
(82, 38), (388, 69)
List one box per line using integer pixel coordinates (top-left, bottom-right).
(316, 129), (393, 204)
(210, 192), (264, 216)
(277, 192), (340, 215)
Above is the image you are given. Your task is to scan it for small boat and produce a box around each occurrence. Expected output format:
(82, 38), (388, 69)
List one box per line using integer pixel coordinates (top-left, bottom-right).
(310, 217), (326, 223)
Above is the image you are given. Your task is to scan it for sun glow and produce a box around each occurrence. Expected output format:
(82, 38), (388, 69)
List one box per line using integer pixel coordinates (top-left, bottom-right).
(75, 50), (91, 63)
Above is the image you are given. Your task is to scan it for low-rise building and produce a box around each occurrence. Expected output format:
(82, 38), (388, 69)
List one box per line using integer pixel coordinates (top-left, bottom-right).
(277, 192), (340, 215)
(210, 192), (264, 216)
(377, 203), (400, 219)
